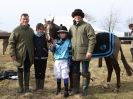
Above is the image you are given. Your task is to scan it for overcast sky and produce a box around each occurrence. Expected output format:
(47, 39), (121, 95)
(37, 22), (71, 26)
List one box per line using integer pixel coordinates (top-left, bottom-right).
(0, 0), (133, 32)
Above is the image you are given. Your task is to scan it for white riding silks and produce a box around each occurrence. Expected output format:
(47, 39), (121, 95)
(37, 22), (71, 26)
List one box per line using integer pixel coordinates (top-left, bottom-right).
(54, 60), (69, 79)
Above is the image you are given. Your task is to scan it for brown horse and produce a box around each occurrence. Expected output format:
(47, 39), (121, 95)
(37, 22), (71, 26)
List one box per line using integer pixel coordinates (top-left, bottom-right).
(3, 39), (8, 55)
(0, 31), (10, 55)
(44, 18), (133, 92)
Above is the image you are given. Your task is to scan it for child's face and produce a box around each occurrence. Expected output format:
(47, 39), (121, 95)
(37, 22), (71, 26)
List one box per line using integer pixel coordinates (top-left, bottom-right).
(36, 27), (44, 33)
(59, 32), (67, 39)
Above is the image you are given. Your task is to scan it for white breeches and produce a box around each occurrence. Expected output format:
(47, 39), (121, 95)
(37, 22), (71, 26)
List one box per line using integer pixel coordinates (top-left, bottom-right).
(54, 60), (69, 79)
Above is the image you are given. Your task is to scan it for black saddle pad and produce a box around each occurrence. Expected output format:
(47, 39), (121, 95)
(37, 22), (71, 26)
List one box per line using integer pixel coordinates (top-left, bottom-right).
(92, 32), (114, 58)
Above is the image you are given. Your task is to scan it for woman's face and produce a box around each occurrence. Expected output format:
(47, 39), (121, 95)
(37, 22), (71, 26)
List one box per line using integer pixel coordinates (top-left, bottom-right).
(74, 15), (82, 22)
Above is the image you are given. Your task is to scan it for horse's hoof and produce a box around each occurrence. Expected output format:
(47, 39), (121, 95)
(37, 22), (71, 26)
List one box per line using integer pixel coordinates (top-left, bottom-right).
(113, 88), (119, 93)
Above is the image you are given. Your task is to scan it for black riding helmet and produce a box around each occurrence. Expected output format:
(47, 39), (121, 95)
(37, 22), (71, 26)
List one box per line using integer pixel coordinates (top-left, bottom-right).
(71, 9), (84, 18)
(57, 24), (68, 33)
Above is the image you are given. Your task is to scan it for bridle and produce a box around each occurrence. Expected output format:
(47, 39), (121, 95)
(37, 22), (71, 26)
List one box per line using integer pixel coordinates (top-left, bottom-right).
(44, 18), (59, 43)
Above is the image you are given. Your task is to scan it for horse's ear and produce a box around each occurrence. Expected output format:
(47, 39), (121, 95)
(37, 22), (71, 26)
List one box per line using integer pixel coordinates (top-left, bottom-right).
(44, 18), (47, 23)
(52, 17), (54, 23)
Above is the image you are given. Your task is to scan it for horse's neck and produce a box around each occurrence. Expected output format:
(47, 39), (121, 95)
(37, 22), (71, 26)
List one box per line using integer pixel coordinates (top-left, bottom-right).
(45, 24), (51, 41)
(45, 33), (51, 41)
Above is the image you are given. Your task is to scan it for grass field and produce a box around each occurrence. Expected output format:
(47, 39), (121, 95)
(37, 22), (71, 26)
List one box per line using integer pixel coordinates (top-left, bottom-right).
(0, 40), (133, 99)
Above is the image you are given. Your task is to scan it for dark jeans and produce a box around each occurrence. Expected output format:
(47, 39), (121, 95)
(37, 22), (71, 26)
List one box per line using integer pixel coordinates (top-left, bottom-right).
(34, 59), (47, 79)
(18, 51), (31, 73)
(70, 60), (89, 74)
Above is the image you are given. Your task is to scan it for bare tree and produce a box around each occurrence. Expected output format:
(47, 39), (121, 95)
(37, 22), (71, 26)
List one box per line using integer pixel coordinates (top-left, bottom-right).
(102, 9), (120, 32)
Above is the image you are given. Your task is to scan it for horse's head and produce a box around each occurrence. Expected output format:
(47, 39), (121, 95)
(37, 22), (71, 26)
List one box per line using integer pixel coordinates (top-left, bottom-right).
(44, 17), (59, 41)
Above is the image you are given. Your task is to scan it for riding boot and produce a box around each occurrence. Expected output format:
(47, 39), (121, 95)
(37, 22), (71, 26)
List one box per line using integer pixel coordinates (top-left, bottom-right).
(17, 68), (24, 93)
(64, 83), (69, 98)
(82, 72), (91, 96)
(35, 79), (40, 91)
(24, 72), (30, 92)
(70, 73), (80, 95)
(56, 80), (61, 95)
(40, 79), (44, 90)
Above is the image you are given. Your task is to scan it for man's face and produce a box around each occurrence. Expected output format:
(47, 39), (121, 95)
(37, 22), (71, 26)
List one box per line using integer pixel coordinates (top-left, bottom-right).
(20, 16), (29, 26)
(74, 15), (82, 22)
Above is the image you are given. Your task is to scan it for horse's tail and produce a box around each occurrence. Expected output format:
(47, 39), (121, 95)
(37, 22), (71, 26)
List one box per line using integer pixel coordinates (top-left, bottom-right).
(120, 46), (133, 76)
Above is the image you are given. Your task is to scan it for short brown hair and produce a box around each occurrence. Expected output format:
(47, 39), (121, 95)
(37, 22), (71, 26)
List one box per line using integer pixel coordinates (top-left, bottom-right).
(20, 13), (29, 18)
(36, 23), (44, 30)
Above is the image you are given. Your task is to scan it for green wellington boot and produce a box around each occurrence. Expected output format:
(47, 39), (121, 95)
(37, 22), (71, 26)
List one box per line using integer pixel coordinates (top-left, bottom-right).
(34, 79), (40, 91)
(82, 72), (91, 96)
(70, 73), (80, 95)
(24, 72), (30, 92)
(17, 68), (24, 93)
(39, 79), (44, 90)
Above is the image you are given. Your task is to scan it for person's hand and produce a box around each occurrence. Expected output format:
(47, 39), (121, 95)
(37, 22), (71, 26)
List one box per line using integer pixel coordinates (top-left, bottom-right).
(85, 52), (92, 60)
(11, 55), (16, 61)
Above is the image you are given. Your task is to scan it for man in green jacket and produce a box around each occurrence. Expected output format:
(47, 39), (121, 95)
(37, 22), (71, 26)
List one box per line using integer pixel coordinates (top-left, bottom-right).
(8, 13), (34, 93)
(69, 9), (96, 96)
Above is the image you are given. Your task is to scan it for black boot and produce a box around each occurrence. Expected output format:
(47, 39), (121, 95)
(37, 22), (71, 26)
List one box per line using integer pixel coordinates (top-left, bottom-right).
(17, 68), (24, 93)
(70, 73), (80, 95)
(82, 72), (91, 96)
(64, 83), (69, 98)
(56, 81), (61, 95)
(24, 72), (30, 92)
(39, 79), (44, 90)
(35, 79), (40, 91)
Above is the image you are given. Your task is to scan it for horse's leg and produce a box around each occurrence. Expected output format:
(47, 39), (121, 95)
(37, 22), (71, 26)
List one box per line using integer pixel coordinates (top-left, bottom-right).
(130, 48), (133, 62)
(103, 57), (113, 89)
(2, 39), (9, 55)
(98, 58), (102, 67)
(110, 55), (121, 92)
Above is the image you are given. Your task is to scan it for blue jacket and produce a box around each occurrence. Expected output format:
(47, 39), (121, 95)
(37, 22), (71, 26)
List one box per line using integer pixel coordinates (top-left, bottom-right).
(50, 39), (72, 60)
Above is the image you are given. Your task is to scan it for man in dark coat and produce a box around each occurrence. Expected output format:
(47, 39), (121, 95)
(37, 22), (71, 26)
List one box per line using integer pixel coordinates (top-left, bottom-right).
(8, 13), (34, 93)
(69, 9), (96, 96)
